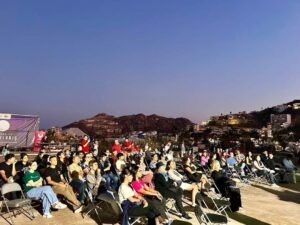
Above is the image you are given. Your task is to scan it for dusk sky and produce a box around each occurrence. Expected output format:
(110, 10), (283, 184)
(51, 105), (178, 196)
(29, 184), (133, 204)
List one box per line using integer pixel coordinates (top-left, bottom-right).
(1, 1), (300, 128)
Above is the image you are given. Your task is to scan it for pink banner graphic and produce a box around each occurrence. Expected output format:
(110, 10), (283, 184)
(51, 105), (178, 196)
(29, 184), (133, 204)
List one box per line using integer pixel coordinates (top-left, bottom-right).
(33, 130), (46, 152)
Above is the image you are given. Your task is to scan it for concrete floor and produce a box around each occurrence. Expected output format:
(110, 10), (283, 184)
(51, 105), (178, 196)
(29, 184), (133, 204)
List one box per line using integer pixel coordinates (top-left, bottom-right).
(1, 174), (299, 225)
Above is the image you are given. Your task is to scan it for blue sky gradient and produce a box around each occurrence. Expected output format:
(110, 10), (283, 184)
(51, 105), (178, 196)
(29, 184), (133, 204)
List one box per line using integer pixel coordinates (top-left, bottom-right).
(1, 1), (300, 128)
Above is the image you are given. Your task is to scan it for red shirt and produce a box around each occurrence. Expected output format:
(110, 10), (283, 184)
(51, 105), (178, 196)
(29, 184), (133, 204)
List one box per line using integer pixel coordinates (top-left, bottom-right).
(81, 139), (90, 153)
(133, 145), (140, 152)
(124, 140), (132, 152)
(124, 140), (132, 148)
(112, 144), (122, 154)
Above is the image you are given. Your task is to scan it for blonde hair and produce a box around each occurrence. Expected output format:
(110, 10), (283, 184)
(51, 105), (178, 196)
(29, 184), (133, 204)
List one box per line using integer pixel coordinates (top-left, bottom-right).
(210, 160), (221, 172)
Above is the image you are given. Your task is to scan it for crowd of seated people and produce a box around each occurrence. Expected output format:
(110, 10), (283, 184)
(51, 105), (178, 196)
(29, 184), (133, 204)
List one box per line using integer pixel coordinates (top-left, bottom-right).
(0, 140), (299, 224)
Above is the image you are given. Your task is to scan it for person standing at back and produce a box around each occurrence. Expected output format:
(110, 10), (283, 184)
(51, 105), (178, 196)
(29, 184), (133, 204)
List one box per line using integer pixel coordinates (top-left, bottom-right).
(81, 135), (90, 154)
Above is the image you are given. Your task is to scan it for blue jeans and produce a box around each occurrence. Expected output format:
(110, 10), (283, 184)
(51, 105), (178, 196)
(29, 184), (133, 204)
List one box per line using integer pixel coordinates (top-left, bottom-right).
(27, 186), (58, 214)
(240, 163), (246, 177)
(70, 179), (85, 202)
(103, 172), (119, 190)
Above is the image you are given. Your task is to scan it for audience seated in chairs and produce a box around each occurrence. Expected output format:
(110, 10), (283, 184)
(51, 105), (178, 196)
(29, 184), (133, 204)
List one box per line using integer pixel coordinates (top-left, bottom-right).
(266, 153), (285, 181)
(252, 155), (279, 188)
(235, 150), (247, 176)
(245, 151), (254, 173)
(68, 154), (86, 203)
(182, 157), (210, 194)
(0, 142), (298, 224)
(86, 160), (102, 196)
(149, 154), (159, 170)
(153, 162), (192, 220)
(200, 150), (210, 170)
(131, 166), (170, 224)
(118, 169), (165, 225)
(44, 155), (83, 213)
(226, 152), (245, 178)
(81, 153), (93, 176)
(23, 161), (67, 218)
(0, 153), (19, 187)
(99, 153), (119, 191)
(260, 151), (269, 165)
(220, 153), (228, 169)
(133, 155), (154, 188)
(14, 153), (29, 186)
(35, 149), (46, 166)
(116, 153), (127, 176)
(16, 153), (29, 180)
(56, 151), (69, 181)
(166, 160), (199, 207)
(211, 160), (242, 212)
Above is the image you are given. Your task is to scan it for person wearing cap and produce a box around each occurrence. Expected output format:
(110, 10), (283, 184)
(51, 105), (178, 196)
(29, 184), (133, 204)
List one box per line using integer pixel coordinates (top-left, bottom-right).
(153, 162), (192, 220)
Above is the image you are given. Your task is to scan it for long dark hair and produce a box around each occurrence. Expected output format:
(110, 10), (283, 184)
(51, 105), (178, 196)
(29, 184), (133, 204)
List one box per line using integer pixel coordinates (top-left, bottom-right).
(130, 165), (140, 181)
(166, 160), (173, 171)
(182, 157), (189, 165)
(120, 168), (132, 183)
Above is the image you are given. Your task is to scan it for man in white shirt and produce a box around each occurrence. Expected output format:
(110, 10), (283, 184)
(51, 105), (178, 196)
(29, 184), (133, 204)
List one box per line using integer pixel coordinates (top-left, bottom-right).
(116, 153), (126, 175)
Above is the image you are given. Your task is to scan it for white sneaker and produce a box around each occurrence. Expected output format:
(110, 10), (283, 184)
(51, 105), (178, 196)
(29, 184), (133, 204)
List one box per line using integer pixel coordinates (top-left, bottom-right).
(74, 205), (83, 214)
(271, 184), (280, 188)
(43, 213), (53, 219)
(53, 202), (67, 209)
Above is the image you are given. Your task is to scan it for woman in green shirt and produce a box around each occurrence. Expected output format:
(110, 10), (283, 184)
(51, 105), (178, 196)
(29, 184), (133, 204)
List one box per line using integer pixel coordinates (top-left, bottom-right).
(23, 161), (67, 218)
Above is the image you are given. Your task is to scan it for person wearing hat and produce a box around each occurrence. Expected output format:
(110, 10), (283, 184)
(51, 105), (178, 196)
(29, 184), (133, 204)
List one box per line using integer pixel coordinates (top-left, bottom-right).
(153, 162), (192, 220)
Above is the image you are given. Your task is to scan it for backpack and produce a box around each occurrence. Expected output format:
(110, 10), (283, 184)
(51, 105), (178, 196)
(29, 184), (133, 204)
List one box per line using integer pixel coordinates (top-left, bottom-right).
(226, 186), (242, 212)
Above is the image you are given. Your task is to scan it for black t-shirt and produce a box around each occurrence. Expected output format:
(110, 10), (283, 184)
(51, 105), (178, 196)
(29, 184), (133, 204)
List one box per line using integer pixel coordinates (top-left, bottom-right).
(0, 162), (13, 184)
(44, 166), (62, 184)
(57, 160), (68, 175)
(266, 159), (275, 170)
(99, 160), (110, 175)
(16, 161), (29, 173)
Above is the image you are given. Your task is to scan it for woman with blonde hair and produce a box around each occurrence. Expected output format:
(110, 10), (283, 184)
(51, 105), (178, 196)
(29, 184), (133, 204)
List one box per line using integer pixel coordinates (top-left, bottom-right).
(210, 160), (242, 212)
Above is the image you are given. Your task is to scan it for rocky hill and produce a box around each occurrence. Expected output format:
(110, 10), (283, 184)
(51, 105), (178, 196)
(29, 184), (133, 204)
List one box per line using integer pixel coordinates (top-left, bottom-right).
(63, 113), (193, 138)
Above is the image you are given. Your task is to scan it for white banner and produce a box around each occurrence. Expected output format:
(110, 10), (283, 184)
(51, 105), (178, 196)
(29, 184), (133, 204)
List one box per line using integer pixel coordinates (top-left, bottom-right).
(0, 113), (12, 119)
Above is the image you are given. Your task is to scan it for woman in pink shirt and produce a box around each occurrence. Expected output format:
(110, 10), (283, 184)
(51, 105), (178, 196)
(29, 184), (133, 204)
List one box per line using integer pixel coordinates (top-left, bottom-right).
(136, 156), (154, 188)
(131, 167), (169, 223)
(201, 151), (210, 169)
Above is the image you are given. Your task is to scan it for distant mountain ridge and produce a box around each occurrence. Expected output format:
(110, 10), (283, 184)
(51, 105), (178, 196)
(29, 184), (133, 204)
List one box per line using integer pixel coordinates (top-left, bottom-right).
(63, 113), (193, 138)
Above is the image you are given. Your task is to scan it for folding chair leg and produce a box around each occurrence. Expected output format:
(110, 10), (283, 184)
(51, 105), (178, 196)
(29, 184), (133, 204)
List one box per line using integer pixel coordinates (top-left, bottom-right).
(24, 204), (35, 219)
(93, 208), (103, 225)
(4, 204), (15, 225)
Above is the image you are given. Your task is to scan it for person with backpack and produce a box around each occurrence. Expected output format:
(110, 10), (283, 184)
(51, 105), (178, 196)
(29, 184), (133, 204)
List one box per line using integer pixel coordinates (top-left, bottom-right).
(211, 160), (242, 212)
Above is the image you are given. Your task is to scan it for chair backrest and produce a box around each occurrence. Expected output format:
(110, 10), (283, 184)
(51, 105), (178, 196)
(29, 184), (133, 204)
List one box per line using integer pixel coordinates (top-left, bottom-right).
(1, 182), (22, 196)
(96, 192), (122, 218)
(194, 205), (204, 224)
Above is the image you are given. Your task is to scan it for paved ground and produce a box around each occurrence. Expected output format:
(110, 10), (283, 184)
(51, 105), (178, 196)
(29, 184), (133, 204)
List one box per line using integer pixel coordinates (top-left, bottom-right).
(1, 173), (299, 225)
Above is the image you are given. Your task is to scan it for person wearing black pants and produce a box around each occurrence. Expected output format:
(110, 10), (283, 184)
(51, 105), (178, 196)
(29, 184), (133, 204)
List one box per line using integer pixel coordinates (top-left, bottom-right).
(131, 166), (169, 223)
(118, 169), (164, 225)
(153, 162), (192, 220)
